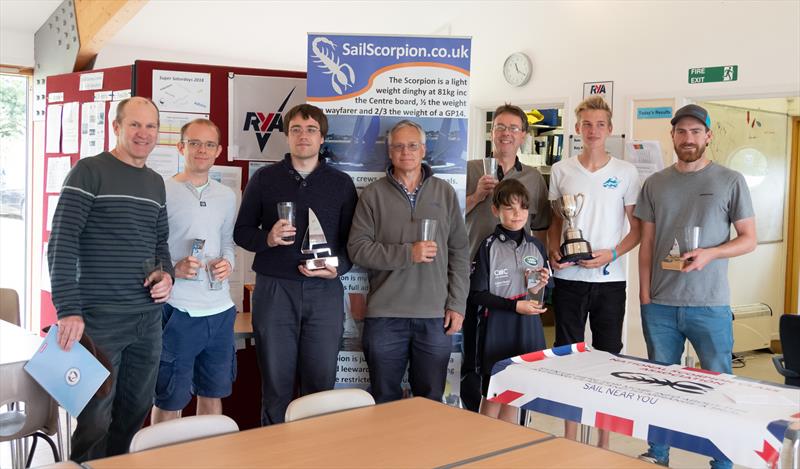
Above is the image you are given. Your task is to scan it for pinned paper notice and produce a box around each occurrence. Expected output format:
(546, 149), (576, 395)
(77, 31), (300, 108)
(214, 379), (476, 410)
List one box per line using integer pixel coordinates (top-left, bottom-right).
(46, 104), (63, 153)
(79, 72), (104, 91)
(46, 157), (71, 193)
(61, 102), (79, 154)
(94, 90), (113, 102)
(112, 89), (131, 100)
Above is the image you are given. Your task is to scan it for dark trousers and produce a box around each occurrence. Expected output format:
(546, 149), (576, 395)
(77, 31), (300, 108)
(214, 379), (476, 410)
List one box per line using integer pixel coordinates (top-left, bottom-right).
(251, 274), (344, 425)
(553, 278), (627, 353)
(362, 317), (451, 404)
(70, 310), (162, 462)
(459, 302), (482, 412)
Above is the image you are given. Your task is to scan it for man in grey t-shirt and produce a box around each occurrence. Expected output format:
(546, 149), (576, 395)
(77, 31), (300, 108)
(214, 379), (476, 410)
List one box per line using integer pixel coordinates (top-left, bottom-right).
(634, 104), (756, 469)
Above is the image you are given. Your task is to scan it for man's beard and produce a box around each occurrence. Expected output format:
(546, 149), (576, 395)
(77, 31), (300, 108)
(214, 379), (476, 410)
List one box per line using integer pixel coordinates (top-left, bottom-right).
(675, 143), (705, 163)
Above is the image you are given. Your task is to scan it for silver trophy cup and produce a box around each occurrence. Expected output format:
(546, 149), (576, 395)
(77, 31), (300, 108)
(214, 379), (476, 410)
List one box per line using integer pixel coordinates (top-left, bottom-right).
(551, 193), (593, 263)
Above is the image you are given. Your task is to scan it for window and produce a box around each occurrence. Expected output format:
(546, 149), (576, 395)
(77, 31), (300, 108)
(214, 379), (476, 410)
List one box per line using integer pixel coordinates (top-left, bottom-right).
(0, 73), (30, 322)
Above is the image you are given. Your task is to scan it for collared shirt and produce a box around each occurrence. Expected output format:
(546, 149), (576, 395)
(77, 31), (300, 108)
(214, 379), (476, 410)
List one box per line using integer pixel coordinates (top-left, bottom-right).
(390, 168), (424, 209)
(495, 156), (524, 181)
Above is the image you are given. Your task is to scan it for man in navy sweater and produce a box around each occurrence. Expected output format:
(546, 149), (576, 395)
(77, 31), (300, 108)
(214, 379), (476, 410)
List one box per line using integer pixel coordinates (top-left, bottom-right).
(234, 104), (358, 425)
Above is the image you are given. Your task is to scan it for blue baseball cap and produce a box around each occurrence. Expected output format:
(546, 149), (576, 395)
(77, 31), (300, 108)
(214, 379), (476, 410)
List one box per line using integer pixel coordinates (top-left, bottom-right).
(671, 104), (711, 128)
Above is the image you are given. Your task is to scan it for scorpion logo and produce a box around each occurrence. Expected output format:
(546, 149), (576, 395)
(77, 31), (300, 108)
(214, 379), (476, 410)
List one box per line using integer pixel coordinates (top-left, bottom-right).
(311, 37), (356, 95)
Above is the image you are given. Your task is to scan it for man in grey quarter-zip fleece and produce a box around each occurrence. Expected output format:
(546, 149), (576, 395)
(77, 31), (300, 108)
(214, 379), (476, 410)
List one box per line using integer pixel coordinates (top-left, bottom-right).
(348, 119), (469, 404)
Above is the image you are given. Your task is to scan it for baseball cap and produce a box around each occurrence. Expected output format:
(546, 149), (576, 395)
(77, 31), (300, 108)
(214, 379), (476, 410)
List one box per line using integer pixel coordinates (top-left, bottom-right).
(671, 104), (711, 128)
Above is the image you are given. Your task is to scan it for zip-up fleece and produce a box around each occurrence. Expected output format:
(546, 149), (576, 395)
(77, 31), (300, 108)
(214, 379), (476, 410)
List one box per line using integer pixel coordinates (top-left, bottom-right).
(348, 164), (469, 318)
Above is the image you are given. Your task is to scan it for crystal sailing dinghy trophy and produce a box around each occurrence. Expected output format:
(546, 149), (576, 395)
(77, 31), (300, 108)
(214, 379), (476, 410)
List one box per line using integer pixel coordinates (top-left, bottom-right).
(301, 208), (339, 270)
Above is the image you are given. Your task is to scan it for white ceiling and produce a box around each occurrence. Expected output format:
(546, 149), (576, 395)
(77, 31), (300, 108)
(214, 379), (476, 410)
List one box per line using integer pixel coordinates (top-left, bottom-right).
(0, 0), (62, 33)
(0, 0), (468, 70)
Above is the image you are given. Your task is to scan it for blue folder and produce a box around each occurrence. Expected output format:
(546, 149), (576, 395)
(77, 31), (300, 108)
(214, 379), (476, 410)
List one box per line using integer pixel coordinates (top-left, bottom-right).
(24, 326), (110, 416)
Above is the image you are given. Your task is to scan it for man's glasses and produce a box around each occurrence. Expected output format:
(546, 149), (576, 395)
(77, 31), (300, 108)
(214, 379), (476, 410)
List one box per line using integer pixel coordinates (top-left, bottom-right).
(289, 126), (320, 136)
(492, 124), (524, 134)
(389, 143), (422, 153)
(183, 140), (219, 150)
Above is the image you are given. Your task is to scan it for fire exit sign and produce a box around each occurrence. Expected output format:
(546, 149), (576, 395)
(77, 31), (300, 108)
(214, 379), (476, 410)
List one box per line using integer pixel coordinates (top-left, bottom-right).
(688, 65), (738, 84)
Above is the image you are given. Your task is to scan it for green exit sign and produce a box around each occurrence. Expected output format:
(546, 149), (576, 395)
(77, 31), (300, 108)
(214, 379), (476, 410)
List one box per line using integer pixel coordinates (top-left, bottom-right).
(688, 65), (738, 84)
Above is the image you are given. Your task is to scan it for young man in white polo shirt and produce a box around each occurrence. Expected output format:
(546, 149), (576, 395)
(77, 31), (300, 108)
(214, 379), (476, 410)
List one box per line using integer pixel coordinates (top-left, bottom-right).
(547, 96), (641, 448)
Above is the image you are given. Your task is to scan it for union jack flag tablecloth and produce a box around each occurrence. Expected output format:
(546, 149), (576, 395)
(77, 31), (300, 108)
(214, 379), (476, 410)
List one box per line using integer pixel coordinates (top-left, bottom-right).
(487, 344), (800, 468)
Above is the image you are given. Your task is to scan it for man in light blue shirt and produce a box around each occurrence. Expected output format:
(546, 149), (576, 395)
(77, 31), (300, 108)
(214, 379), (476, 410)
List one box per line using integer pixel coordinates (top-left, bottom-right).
(150, 118), (238, 423)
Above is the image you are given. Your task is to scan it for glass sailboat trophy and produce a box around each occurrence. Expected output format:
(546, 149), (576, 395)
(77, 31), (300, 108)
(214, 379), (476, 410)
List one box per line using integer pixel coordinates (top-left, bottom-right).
(300, 208), (339, 270)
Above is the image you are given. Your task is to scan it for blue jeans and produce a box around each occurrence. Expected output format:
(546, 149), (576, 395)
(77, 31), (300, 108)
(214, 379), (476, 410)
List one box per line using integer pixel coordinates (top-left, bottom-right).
(640, 303), (733, 469)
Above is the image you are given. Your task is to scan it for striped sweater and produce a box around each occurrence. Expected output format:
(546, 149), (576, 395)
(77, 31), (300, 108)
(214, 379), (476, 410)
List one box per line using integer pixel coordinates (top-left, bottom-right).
(48, 152), (174, 319)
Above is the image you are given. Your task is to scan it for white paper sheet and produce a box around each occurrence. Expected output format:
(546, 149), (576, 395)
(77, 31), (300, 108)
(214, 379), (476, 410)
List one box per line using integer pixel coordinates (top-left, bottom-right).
(147, 145), (180, 179)
(80, 101), (106, 158)
(157, 111), (210, 146)
(112, 89), (131, 101)
(61, 102), (80, 154)
(107, 100), (121, 150)
(46, 195), (59, 231)
(248, 161), (270, 179)
(41, 243), (50, 292)
(625, 140), (664, 185)
(209, 165), (242, 194)
(152, 70), (211, 114)
(46, 104), (62, 153)
(160, 111), (209, 133)
(46, 156), (71, 193)
(79, 72), (104, 91)
(94, 90), (113, 101)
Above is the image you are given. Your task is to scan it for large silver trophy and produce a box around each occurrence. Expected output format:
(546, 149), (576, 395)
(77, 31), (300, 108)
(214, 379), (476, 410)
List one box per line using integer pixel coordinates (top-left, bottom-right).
(301, 208), (339, 270)
(551, 193), (593, 263)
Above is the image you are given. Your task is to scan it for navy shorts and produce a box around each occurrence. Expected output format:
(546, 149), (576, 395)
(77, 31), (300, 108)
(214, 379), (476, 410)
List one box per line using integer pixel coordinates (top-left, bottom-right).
(154, 304), (237, 411)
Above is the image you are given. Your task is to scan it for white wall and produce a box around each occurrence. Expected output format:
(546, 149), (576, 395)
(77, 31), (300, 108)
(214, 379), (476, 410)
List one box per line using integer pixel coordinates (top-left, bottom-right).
(19, 0), (800, 351)
(0, 29), (34, 66)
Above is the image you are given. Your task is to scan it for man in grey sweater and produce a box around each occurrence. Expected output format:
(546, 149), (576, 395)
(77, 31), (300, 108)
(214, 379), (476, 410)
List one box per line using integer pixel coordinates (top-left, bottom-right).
(150, 118), (237, 425)
(348, 119), (469, 403)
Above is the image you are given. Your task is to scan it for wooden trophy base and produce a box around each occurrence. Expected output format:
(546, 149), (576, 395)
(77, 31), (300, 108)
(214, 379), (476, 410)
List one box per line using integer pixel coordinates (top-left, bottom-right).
(661, 256), (686, 271)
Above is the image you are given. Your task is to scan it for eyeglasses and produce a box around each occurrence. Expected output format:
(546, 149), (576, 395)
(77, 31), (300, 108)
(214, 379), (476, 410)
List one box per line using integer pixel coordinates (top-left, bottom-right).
(183, 140), (219, 150)
(389, 143), (422, 153)
(289, 126), (320, 136)
(492, 124), (524, 134)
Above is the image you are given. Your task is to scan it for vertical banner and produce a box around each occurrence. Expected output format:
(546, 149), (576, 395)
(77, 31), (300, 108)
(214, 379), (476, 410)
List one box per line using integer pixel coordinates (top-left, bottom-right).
(307, 33), (471, 406)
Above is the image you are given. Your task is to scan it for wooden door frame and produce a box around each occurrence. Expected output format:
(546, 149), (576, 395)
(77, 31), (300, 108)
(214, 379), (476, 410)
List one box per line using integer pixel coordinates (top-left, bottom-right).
(785, 116), (800, 317)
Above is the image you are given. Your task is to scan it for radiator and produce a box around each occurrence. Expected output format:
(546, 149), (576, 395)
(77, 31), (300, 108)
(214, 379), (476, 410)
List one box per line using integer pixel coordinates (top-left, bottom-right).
(732, 303), (773, 353)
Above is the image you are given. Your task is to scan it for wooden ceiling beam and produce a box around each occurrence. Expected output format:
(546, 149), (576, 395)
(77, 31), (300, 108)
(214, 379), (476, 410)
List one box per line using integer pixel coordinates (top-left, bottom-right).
(74, 0), (148, 71)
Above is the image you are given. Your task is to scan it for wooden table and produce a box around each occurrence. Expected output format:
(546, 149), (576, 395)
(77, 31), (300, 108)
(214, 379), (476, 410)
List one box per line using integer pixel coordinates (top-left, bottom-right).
(233, 311), (252, 339)
(0, 319), (42, 365)
(85, 398), (550, 468)
(456, 437), (654, 468)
